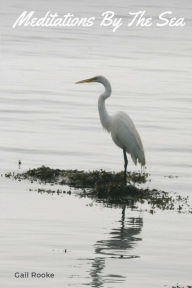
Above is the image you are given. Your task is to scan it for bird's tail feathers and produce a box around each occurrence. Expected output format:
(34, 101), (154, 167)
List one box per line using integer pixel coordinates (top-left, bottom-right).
(131, 151), (146, 167)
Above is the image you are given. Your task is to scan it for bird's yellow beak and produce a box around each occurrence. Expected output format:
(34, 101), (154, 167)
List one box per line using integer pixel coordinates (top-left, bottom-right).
(75, 77), (95, 84)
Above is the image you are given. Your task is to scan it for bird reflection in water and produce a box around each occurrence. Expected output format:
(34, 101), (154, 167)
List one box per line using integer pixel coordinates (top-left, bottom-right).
(89, 206), (143, 287)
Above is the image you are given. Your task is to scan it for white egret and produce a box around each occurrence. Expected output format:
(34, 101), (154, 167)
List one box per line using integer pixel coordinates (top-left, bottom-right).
(76, 76), (146, 184)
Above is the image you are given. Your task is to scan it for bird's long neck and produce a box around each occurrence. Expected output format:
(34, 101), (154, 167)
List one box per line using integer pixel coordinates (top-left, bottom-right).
(98, 79), (112, 132)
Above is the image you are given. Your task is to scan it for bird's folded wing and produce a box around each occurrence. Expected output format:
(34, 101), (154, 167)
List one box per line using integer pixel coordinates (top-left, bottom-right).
(112, 112), (145, 165)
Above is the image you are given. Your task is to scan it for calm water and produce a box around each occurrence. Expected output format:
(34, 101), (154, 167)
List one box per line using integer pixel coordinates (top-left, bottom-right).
(0, 0), (192, 287)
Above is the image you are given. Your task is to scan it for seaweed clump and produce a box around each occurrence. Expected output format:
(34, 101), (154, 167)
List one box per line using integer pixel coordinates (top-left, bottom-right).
(12, 166), (148, 187)
(4, 166), (190, 213)
(171, 285), (192, 288)
(22, 166), (62, 182)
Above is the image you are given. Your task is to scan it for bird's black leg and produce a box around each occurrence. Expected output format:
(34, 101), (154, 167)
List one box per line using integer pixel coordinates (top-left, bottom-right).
(123, 148), (128, 185)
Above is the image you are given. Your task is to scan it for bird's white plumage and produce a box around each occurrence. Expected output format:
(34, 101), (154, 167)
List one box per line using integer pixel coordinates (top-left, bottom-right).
(110, 111), (145, 166)
(76, 75), (146, 169)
